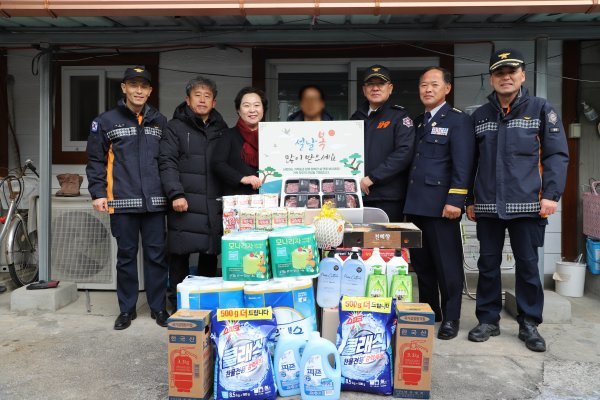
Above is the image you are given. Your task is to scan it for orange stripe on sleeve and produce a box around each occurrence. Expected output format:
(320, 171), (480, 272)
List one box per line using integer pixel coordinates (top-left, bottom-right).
(107, 144), (115, 215)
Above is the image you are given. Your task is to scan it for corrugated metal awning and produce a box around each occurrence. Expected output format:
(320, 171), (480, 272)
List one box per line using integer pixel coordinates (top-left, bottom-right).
(1, 0), (599, 17)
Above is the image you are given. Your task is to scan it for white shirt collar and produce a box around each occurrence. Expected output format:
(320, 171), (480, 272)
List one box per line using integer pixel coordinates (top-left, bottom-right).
(426, 101), (446, 120)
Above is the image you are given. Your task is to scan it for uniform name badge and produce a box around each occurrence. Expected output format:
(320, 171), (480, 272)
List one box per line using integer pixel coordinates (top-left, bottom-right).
(431, 127), (449, 136)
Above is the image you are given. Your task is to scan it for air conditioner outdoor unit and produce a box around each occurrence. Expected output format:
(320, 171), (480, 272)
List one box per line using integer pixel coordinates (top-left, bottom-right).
(50, 196), (144, 290)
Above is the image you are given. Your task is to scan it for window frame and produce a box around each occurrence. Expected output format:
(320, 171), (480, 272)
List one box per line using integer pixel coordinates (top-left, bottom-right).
(53, 53), (159, 164)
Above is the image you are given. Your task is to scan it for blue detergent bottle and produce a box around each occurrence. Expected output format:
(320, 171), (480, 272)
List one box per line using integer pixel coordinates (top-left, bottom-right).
(316, 249), (343, 308)
(274, 335), (308, 397)
(340, 249), (366, 298)
(300, 331), (341, 400)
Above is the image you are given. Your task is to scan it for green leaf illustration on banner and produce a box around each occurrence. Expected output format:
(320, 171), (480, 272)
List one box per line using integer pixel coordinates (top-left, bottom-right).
(340, 153), (363, 174)
(258, 166), (283, 183)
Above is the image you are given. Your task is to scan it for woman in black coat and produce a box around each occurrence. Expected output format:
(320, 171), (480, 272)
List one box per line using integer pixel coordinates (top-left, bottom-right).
(213, 87), (267, 195)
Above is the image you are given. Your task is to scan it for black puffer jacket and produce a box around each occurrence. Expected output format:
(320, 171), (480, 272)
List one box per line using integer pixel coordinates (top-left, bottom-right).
(159, 103), (228, 255)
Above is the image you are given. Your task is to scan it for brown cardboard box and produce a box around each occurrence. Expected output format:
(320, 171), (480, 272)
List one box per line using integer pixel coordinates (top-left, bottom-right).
(167, 310), (213, 400)
(320, 307), (339, 345)
(394, 303), (435, 399)
(343, 223), (422, 249)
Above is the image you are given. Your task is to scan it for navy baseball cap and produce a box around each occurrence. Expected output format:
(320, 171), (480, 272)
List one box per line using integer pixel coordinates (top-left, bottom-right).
(363, 65), (391, 83)
(489, 49), (525, 72)
(122, 66), (152, 83)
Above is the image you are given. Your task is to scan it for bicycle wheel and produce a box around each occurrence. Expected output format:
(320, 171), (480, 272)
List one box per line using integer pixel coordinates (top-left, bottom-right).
(7, 218), (38, 287)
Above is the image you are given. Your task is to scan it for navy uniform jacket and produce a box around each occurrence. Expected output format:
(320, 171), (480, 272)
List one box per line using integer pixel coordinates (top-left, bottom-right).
(404, 103), (475, 218)
(468, 87), (569, 219)
(351, 100), (415, 201)
(86, 100), (168, 214)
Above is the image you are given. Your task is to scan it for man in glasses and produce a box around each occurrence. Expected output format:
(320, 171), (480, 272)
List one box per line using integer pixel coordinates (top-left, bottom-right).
(351, 65), (415, 222)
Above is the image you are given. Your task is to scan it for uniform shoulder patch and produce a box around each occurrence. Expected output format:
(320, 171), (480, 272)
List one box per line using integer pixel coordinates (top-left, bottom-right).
(391, 105), (405, 110)
(547, 110), (558, 125)
(450, 107), (463, 114)
(91, 120), (99, 133)
(402, 116), (413, 128)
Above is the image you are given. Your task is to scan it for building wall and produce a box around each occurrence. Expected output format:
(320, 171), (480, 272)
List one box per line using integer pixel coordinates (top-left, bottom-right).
(5, 40), (565, 273)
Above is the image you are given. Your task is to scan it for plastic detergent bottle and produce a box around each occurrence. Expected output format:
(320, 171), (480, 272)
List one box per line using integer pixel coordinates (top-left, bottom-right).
(274, 335), (307, 397)
(364, 248), (387, 297)
(340, 250), (366, 297)
(316, 250), (343, 308)
(300, 331), (341, 400)
(386, 248), (409, 290)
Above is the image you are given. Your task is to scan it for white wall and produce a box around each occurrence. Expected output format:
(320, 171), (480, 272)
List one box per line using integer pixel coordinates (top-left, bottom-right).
(454, 40), (564, 274)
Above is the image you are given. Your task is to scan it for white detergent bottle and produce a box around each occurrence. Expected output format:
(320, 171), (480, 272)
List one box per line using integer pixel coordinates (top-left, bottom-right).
(364, 247), (387, 277)
(300, 331), (341, 400)
(386, 248), (409, 289)
(317, 250), (343, 308)
(275, 334), (307, 397)
(340, 250), (366, 298)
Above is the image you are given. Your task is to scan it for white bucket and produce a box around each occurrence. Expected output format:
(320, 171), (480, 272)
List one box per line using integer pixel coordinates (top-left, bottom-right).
(553, 261), (587, 297)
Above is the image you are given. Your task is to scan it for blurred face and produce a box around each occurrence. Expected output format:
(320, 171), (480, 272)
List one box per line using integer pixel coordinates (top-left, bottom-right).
(300, 87), (325, 120)
(490, 66), (525, 98)
(186, 85), (216, 120)
(121, 77), (152, 110)
(419, 69), (451, 111)
(238, 93), (264, 129)
(362, 78), (393, 108)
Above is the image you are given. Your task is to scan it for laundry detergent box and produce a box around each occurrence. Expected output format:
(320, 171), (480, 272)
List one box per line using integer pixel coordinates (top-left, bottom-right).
(394, 303), (435, 399)
(211, 307), (278, 400)
(221, 230), (271, 281)
(337, 296), (396, 395)
(268, 225), (320, 278)
(167, 310), (213, 400)
(244, 278), (317, 341)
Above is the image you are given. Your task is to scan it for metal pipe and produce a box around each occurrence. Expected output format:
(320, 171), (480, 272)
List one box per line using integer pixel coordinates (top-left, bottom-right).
(37, 44), (52, 281)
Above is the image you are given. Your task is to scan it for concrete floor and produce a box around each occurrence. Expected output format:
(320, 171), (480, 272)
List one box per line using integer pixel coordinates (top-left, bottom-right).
(0, 279), (599, 399)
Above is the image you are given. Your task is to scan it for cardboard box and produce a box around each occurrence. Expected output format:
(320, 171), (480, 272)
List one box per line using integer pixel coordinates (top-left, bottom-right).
(168, 310), (213, 400)
(394, 303), (435, 399)
(320, 307), (339, 345)
(343, 223), (422, 249)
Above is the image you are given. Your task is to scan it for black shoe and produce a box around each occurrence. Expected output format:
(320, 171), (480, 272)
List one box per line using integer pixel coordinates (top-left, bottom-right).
(151, 310), (170, 327)
(438, 320), (459, 340)
(468, 323), (500, 342)
(114, 311), (137, 330)
(518, 320), (546, 352)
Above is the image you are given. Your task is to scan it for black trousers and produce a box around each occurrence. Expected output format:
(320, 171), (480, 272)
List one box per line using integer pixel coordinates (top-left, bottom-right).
(409, 215), (464, 321)
(110, 212), (168, 313)
(168, 252), (218, 307)
(363, 199), (405, 222)
(475, 217), (546, 325)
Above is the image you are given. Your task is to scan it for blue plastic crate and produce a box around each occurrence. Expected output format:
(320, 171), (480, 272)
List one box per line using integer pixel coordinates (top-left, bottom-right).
(587, 237), (600, 274)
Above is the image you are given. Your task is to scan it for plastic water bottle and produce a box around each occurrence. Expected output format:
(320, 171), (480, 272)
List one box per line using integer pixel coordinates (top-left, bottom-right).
(274, 335), (307, 397)
(316, 250), (343, 308)
(300, 331), (341, 400)
(340, 250), (366, 297)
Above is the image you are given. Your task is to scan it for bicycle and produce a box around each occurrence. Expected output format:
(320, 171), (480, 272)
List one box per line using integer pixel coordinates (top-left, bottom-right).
(0, 160), (39, 287)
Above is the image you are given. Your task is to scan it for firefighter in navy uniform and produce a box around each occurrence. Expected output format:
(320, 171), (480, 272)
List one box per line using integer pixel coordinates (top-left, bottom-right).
(466, 49), (569, 352)
(86, 66), (170, 330)
(351, 65), (415, 222)
(404, 67), (475, 340)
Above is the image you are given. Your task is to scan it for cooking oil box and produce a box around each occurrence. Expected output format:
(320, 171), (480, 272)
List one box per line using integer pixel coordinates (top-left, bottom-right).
(167, 310), (213, 400)
(394, 303), (435, 399)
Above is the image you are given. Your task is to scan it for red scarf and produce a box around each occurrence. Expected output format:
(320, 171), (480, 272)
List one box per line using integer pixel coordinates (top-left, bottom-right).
(237, 118), (259, 168)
